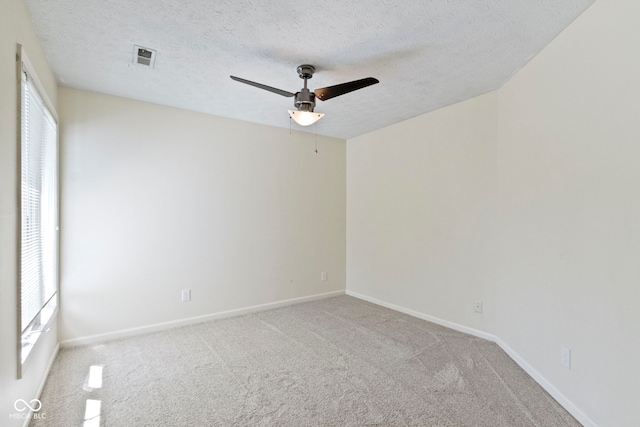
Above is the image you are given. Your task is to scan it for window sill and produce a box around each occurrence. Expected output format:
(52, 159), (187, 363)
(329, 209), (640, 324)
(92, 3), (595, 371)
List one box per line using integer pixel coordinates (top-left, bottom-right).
(21, 297), (57, 366)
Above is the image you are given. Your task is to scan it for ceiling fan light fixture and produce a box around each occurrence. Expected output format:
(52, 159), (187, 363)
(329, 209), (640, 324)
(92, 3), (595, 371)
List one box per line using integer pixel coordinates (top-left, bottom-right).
(288, 110), (324, 126)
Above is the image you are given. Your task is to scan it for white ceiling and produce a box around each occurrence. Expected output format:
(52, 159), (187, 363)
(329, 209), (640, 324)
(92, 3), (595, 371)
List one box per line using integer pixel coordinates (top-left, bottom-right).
(24, 0), (594, 139)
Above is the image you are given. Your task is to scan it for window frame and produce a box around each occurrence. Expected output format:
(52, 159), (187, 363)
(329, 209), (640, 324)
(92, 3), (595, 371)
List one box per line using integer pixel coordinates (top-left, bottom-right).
(16, 44), (60, 379)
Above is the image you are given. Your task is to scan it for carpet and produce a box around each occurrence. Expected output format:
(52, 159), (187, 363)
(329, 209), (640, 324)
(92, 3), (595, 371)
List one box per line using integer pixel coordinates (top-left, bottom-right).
(31, 296), (580, 426)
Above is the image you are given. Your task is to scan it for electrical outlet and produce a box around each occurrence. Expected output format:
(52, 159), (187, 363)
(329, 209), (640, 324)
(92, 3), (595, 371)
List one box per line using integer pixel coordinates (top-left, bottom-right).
(561, 346), (571, 369)
(181, 289), (191, 302)
(321, 271), (327, 281)
(474, 301), (483, 313)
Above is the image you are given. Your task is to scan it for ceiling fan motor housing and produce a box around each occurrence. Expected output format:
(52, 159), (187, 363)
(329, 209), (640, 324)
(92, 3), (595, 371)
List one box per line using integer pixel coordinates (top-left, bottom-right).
(294, 88), (316, 112)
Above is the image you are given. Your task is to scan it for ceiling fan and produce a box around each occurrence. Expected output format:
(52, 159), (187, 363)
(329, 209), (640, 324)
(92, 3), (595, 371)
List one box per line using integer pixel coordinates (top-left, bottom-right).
(230, 64), (379, 126)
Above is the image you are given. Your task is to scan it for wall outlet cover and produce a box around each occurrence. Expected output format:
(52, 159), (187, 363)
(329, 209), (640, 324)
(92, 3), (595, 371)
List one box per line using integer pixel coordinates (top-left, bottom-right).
(474, 301), (483, 313)
(561, 346), (571, 369)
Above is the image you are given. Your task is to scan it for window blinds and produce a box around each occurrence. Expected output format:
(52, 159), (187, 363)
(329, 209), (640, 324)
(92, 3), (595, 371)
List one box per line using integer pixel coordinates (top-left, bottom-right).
(20, 69), (58, 334)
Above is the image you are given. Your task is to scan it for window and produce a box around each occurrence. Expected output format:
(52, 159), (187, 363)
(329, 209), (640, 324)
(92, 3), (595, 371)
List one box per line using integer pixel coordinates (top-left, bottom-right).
(18, 45), (59, 372)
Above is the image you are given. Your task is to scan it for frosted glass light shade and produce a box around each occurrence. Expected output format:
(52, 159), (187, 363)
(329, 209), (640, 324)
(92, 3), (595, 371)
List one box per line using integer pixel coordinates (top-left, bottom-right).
(288, 110), (324, 126)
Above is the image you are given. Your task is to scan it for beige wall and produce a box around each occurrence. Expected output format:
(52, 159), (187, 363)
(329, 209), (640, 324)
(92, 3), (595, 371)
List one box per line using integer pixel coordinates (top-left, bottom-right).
(347, 91), (499, 332)
(58, 88), (346, 342)
(347, 0), (639, 425)
(0, 0), (59, 425)
(494, 0), (640, 424)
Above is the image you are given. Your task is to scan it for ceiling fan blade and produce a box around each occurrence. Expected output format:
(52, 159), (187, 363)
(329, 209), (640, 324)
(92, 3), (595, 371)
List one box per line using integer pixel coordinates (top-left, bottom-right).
(230, 76), (295, 97)
(314, 77), (379, 101)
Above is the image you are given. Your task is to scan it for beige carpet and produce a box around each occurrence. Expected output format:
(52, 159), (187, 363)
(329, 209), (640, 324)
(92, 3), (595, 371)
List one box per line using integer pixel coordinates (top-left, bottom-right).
(32, 296), (580, 426)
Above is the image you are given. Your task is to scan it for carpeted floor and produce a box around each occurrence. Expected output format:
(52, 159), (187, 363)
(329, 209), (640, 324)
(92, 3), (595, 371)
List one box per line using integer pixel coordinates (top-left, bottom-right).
(32, 296), (580, 426)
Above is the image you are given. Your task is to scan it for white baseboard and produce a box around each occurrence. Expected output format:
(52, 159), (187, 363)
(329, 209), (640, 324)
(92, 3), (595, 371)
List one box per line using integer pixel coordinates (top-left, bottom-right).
(346, 290), (496, 341)
(345, 290), (597, 427)
(60, 290), (345, 348)
(493, 337), (596, 427)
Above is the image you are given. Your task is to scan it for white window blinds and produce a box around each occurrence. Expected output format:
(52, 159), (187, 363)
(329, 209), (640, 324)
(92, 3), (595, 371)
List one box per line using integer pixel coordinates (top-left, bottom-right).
(20, 66), (58, 359)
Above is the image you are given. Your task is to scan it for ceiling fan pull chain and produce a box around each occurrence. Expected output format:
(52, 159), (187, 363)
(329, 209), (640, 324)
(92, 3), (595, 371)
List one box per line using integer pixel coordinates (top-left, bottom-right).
(315, 122), (319, 154)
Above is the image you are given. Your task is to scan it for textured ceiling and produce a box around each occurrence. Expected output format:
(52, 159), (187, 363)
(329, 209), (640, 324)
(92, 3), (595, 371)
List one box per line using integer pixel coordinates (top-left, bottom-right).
(24, 0), (594, 139)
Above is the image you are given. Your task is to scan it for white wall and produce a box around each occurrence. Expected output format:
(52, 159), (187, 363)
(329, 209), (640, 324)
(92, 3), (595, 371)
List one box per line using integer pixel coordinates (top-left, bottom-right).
(0, 0), (59, 425)
(59, 88), (346, 342)
(347, 0), (640, 425)
(494, 0), (640, 424)
(347, 92), (499, 333)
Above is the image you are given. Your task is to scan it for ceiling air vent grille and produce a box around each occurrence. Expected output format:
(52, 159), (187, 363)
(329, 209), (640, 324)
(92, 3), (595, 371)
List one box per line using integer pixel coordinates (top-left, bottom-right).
(133, 45), (156, 68)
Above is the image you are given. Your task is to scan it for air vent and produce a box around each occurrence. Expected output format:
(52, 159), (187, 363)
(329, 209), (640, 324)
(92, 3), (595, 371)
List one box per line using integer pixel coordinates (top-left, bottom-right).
(133, 45), (156, 68)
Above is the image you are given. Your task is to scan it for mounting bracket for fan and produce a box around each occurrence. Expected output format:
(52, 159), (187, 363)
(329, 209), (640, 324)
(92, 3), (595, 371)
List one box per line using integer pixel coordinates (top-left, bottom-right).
(296, 64), (315, 80)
